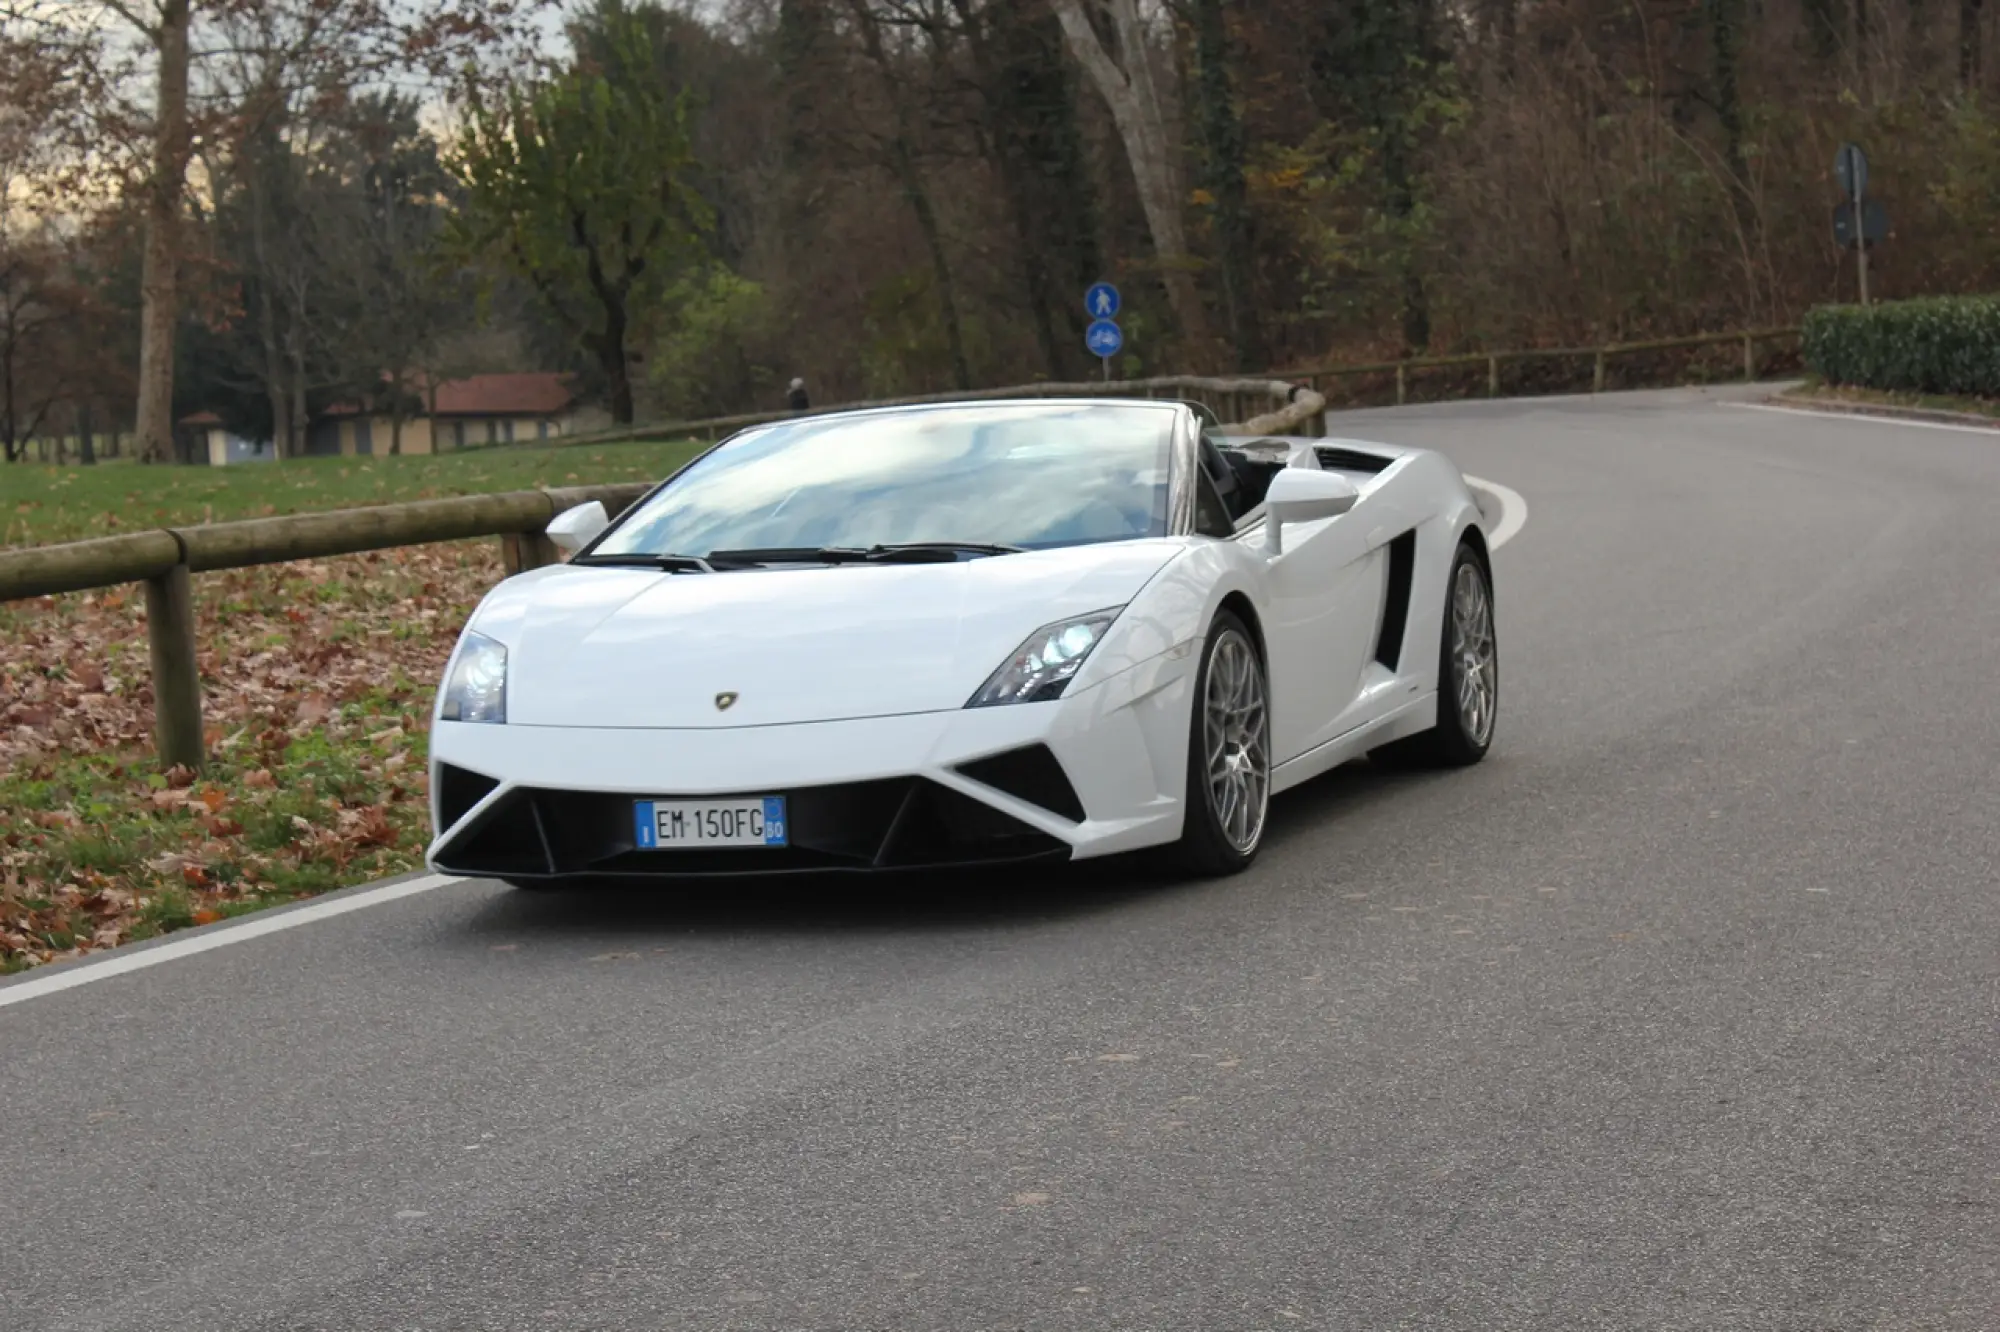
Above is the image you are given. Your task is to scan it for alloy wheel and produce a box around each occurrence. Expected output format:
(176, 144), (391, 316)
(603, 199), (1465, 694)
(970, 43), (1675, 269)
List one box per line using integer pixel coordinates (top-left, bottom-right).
(1451, 560), (1497, 747)
(1203, 629), (1270, 854)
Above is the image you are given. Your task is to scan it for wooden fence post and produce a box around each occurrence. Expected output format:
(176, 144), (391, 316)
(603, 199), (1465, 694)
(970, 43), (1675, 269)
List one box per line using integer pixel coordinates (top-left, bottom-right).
(1487, 355), (1499, 396)
(144, 563), (204, 772)
(1742, 332), (1755, 381)
(1593, 350), (1607, 393)
(1395, 363), (1407, 405)
(499, 531), (561, 575)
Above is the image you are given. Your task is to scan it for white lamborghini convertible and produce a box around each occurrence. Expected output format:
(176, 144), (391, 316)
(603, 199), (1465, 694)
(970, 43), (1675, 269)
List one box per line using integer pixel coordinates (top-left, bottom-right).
(425, 398), (1496, 884)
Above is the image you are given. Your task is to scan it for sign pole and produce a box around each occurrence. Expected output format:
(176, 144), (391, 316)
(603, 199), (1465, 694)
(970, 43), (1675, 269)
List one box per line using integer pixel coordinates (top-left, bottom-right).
(1854, 194), (1870, 307)
(1837, 143), (1872, 307)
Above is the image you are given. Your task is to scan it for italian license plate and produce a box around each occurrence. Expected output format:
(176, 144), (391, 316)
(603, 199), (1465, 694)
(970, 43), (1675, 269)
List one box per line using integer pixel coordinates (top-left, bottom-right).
(633, 797), (788, 849)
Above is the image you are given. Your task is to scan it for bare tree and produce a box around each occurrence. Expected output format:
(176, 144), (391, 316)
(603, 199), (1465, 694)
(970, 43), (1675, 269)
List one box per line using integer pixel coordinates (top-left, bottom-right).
(9, 0), (545, 464)
(1049, 0), (1212, 353)
(845, 0), (972, 389)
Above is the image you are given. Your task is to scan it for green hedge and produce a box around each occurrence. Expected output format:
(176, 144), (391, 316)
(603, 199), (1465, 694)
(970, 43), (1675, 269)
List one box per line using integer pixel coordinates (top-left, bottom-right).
(1801, 295), (2000, 397)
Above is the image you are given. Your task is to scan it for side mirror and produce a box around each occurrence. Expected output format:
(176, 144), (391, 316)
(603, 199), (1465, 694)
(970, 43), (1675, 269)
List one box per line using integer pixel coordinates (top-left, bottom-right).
(1264, 467), (1359, 555)
(544, 500), (609, 555)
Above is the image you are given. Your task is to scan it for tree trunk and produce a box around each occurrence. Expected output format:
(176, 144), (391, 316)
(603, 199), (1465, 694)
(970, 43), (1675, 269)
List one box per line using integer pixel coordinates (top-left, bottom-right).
(1963, 0), (1984, 84)
(1381, 135), (1431, 355)
(775, 0), (829, 301)
(246, 155), (295, 461)
(1050, 0), (1213, 354)
(135, 0), (192, 465)
(849, 0), (973, 391)
(78, 400), (96, 466)
(259, 291), (291, 459)
(285, 262), (314, 457)
(290, 339), (308, 458)
(1801, 0), (1844, 55)
(1707, 0), (1759, 245)
(1190, 0), (1266, 371)
(597, 318), (635, 425)
(2, 302), (16, 462)
(958, 0), (1104, 381)
(389, 371), (404, 456)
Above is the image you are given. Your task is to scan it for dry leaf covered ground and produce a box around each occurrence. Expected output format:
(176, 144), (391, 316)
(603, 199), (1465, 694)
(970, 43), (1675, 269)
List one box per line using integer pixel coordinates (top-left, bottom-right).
(1, 440), (702, 973)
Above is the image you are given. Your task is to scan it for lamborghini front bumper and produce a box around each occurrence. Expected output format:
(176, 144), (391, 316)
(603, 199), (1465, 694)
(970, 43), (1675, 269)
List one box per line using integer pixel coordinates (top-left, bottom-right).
(424, 654), (1198, 882)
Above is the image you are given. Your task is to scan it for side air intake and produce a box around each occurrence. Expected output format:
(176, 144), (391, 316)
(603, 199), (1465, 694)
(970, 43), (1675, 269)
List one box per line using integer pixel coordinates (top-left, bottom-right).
(1374, 530), (1419, 670)
(1314, 446), (1393, 474)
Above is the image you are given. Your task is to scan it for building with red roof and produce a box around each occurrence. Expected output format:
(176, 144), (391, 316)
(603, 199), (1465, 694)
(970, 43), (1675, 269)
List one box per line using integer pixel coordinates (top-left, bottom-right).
(304, 372), (612, 458)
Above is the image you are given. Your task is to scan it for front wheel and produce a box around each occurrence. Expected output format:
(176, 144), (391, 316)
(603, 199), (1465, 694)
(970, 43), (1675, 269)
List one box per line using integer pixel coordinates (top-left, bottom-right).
(1167, 611), (1272, 876)
(1371, 541), (1496, 769)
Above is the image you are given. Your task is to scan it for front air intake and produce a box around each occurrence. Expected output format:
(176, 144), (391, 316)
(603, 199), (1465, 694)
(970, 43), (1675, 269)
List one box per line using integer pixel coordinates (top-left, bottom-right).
(436, 763), (501, 832)
(429, 778), (1068, 880)
(954, 744), (1087, 823)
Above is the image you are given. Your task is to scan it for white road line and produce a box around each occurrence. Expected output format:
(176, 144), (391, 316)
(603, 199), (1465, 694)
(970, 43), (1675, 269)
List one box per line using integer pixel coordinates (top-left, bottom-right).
(1463, 475), (1528, 550)
(1724, 400), (2000, 435)
(0, 872), (461, 1009)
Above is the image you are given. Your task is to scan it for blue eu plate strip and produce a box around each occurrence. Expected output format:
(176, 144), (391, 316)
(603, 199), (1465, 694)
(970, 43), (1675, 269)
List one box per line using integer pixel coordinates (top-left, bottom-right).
(634, 800), (657, 849)
(763, 797), (787, 846)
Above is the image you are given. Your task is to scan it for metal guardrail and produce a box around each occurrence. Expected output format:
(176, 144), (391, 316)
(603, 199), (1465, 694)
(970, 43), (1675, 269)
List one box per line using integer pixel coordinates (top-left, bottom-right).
(0, 380), (1327, 772)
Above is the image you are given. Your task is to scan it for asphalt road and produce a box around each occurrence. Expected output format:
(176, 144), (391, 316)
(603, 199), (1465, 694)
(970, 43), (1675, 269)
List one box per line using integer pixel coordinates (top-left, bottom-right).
(6, 385), (1996, 1331)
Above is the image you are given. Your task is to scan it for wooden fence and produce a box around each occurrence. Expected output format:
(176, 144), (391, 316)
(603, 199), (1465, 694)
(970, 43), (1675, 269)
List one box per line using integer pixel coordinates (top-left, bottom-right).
(554, 373), (1328, 449)
(0, 378), (1326, 773)
(1286, 327), (1803, 406)
(551, 327), (1800, 450)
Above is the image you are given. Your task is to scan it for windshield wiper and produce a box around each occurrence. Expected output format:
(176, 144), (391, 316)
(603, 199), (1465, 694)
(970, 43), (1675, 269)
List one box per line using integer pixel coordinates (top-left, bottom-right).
(706, 542), (1025, 567)
(870, 541), (1025, 559)
(705, 546), (874, 566)
(569, 552), (720, 573)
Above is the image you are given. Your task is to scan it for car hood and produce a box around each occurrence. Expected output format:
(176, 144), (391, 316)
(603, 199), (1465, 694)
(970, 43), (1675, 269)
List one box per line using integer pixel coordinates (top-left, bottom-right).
(470, 541), (1185, 728)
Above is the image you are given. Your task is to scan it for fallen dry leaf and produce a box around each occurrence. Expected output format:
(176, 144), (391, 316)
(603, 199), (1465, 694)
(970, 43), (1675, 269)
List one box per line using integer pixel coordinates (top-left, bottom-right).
(0, 540), (502, 972)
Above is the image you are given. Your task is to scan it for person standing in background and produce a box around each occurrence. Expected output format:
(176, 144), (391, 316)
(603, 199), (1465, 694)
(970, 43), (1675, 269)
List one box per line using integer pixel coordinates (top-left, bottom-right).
(787, 378), (810, 412)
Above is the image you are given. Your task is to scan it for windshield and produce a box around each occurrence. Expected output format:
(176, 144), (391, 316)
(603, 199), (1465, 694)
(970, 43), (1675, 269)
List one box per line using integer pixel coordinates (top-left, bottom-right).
(591, 402), (1177, 558)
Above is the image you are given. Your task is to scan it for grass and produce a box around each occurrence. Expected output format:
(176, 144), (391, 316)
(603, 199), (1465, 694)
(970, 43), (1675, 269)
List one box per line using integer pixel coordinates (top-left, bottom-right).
(1781, 378), (2000, 421)
(1, 435), (707, 547)
(0, 434), (710, 973)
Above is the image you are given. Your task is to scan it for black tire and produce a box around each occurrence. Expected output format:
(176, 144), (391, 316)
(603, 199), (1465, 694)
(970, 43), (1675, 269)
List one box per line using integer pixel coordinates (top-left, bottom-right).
(1371, 540), (1496, 770)
(1166, 610), (1272, 877)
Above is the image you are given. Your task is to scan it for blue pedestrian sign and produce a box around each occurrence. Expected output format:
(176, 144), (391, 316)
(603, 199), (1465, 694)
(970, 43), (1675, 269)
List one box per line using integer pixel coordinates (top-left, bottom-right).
(1085, 282), (1121, 320)
(1085, 318), (1124, 359)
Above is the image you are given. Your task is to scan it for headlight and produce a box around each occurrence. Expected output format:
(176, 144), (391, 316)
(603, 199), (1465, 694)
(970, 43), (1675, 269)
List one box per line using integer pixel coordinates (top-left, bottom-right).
(967, 608), (1123, 707)
(440, 631), (507, 723)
